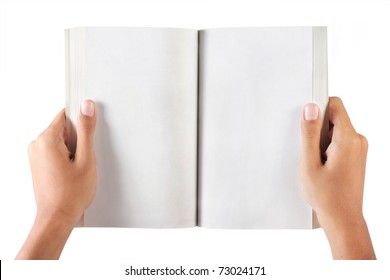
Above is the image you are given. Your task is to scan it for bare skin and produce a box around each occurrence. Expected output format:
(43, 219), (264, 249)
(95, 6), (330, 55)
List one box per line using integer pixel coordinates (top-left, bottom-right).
(300, 97), (375, 260)
(16, 97), (375, 260)
(16, 100), (97, 259)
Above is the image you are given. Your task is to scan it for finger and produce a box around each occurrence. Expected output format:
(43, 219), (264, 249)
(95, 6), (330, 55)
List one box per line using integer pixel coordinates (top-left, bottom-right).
(328, 97), (355, 134)
(43, 109), (66, 140)
(300, 103), (322, 172)
(326, 97), (359, 161)
(74, 99), (97, 164)
(358, 133), (369, 177)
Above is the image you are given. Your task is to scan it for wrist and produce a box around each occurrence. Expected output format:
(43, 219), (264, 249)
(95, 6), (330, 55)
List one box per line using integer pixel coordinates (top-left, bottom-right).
(317, 210), (366, 234)
(16, 209), (77, 260)
(317, 212), (376, 260)
(35, 206), (81, 229)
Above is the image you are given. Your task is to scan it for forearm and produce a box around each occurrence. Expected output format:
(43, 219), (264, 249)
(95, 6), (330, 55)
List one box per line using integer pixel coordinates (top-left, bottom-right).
(319, 214), (376, 260)
(16, 211), (75, 260)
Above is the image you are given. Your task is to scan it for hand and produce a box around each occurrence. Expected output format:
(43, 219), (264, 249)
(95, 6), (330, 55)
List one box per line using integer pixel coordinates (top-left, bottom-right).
(16, 100), (97, 259)
(300, 97), (375, 260)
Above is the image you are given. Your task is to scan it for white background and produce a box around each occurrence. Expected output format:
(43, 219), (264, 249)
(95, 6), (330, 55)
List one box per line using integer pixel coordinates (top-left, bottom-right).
(0, 0), (389, 279)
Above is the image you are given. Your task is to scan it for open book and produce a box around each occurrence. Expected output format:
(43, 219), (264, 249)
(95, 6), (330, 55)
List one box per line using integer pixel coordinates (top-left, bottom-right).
(65, 26), (328, 229)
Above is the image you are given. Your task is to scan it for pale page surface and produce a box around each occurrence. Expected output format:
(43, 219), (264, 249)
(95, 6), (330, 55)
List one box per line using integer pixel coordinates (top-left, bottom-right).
(67, 27), (198, 227)
(198, 27), (314, 228)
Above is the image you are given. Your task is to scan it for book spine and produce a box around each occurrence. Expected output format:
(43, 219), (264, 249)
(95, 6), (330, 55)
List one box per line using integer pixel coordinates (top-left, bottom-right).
(312, 26), (329, 229)
(312, 26), (329, 159)
(65, 27), (86, 155)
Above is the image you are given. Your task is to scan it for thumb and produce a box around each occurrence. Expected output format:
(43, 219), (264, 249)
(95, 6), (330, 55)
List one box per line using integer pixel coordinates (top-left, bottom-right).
(75, 99), (97, 164)
(300, 103), (322, 172)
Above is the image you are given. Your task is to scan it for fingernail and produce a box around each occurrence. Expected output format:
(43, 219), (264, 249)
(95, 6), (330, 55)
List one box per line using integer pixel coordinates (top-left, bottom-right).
(81, 100), (95, 117)
(304, 103), (319, 121)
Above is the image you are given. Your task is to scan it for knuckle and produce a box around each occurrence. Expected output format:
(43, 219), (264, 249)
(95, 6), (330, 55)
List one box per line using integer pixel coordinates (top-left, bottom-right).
(349, 133), (368, 154)
(36, 133), (49, 147)
(77, 158), (96, 175)
(27, 140), (37, 156)
(37, 128), (62, 147)
(79, 116), (95, 132)
(82, 123), (93, 133)
(358, 133), (369, 152)
(302, 124), (320, 140)
(350, 134), (361, 149)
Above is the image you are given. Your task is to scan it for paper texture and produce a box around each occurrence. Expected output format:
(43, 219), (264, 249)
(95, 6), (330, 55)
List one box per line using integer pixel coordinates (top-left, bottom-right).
(198, 27), (315, 228)
(66, 27), (198, 227)
(66, 26), (328, 229)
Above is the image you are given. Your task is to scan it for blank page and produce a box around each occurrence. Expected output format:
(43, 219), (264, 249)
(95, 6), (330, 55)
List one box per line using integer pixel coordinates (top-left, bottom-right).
(198, 27), (326, 228)
(66, 27), (198, 227)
